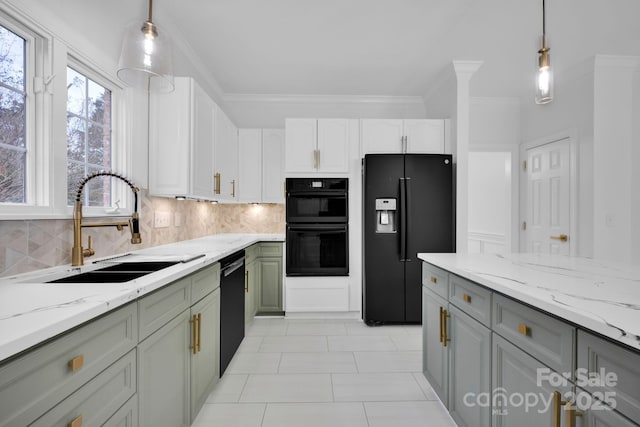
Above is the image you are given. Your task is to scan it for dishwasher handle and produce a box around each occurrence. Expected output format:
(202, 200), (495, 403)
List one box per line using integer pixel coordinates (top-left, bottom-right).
(222, 256), (245, 277)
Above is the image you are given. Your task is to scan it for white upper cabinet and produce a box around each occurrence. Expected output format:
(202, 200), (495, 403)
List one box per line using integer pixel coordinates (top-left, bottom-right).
(361, 119), (445, 154)
(149, 77), (215, 200)
(261, 129), (285, 203)
(238, 129), (263, 203)
(285, 118), (350, 174)
(214, 105), (239, 202)
(238, 129), (285, 203)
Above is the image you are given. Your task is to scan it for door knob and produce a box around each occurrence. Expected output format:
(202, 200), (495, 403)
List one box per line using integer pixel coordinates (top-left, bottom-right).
(550, 234), (568, 242)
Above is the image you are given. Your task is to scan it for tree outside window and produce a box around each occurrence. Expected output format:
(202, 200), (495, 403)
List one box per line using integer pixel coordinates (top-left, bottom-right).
(66, 67), (112, 206)
(0, 24), (27, 204)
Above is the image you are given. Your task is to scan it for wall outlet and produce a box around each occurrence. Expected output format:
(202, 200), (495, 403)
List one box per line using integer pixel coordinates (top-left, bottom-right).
(174, 212), (182, 227)
(154, 211), (171, 228)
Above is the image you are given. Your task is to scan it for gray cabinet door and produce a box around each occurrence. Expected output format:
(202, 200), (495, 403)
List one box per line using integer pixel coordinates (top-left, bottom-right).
(191, 288), (220, 419)
(245, 259), (258, 326)
(493, 333), (571, 427)
(138, 310), (190, 427)
(448, 305), (491, 427)
(422, 286), (448, 405)
(259, 257), (282, 312)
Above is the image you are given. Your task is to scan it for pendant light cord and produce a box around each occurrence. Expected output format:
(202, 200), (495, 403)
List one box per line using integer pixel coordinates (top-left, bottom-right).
(148, 0), (154, 23)
(542, 0), (546, 36)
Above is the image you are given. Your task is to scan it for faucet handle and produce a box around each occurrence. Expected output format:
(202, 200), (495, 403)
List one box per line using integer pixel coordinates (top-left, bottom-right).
(83, 235), (95, 258)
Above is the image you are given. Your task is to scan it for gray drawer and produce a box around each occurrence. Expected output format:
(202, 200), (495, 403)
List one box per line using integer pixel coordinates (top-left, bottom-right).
(191, 262), (220, 304)
(577, 330), (640, 423)
(138, 277), (191, 340)
(0, 303), (137, 427)
(31, 350), (136, 427)
(449, 274), (492, 327)
(492, 294), (574, 375)
(104, 395), (138, 427)
(259, 242), (283, 257)
(422, 262), (449, 299)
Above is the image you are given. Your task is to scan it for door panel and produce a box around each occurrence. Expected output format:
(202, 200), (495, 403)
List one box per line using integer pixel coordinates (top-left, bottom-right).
(526, 140), (571, 254)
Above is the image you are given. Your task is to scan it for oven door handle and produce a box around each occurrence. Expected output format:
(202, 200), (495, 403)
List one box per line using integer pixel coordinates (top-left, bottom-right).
(287, 224), (348, 232)
(286, 191), (347, 198)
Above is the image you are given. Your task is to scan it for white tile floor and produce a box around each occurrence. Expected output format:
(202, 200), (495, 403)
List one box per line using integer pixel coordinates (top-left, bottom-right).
(192, 318), (458, 427)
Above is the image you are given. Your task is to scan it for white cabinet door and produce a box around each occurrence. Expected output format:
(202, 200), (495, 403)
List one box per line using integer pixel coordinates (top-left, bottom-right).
(238, 129), (263, 203)
(317, 119), (349, 173)
(262, 129), (285, 203)
(361, 119), (404, 154)
(214, 106), (239, 202)
(285, 118), (317, 173)
(191, 86), (215, 199)
(404, 119), (444, 153)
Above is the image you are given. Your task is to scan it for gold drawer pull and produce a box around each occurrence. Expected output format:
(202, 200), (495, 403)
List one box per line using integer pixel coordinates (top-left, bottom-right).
(442, 309), (451, 347)
(196, 313), (202, 353)
(439, 306), (444, 343)
(430, 276), (437, 284)
(68, 355), (84, 372)
(463, 293), (471, 303)
(518, 323), (530, 336)
(68, 415), (82, 427)
(190, 314), (198, 354)
(550, 234), (568, 242)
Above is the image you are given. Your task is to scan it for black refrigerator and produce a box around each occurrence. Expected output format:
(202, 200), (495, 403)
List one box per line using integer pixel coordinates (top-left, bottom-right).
(363, 154), (455, 324)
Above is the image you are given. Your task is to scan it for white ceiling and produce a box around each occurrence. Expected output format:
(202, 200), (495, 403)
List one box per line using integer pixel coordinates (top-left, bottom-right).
(19, 0), (640, 99)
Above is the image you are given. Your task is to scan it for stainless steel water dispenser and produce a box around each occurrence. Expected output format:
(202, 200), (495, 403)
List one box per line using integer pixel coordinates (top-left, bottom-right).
(375, 198), (397, 233)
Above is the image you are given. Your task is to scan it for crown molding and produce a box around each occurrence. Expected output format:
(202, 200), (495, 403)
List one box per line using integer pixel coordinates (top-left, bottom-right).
(223, 93), (426, 105)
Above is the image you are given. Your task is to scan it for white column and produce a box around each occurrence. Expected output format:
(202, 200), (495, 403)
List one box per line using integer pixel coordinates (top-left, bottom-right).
(593, 55), (640, 263)
(452, 61), (483, 254)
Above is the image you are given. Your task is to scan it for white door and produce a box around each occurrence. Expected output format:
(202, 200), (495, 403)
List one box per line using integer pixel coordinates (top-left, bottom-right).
(238, 129), (262, 203)
(262, 129), (285, 203)
(285, 118), (317, 173)
(525, 139), (571, 254)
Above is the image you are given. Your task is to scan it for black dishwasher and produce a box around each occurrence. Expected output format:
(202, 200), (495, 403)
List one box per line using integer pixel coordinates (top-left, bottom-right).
(219, 250), (245, 375)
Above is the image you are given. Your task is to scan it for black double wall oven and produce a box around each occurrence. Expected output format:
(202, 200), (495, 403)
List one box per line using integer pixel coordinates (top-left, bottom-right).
(286, 178), (349, 276)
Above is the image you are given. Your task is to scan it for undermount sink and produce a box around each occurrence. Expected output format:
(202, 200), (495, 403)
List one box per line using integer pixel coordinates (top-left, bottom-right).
(46, 260), (181, 283)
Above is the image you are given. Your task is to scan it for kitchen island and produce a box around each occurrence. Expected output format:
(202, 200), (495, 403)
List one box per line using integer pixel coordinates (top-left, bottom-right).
(418, 252), (640, 427)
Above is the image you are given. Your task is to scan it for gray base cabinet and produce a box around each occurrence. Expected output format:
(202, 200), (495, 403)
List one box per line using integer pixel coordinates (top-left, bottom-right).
(138, 310), (191, 427)
(245, 245), (259, 328)
(259, 257), (282, 312)
(448, 306), (491, 427)
(245, 242), (283, 317)
(422, 286), (448, 405)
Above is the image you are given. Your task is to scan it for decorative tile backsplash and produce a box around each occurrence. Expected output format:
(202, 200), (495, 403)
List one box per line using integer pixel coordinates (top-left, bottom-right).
(0, 192), (285, 277)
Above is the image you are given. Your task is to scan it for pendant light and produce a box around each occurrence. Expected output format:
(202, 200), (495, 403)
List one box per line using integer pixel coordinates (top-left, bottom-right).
(117, 0), (174, 92)
(535, 0), (553, 104)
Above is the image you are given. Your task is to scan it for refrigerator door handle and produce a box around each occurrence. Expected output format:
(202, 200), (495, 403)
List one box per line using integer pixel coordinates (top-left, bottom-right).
(404, 177), (412, 261)
(399, 177), (407, 261)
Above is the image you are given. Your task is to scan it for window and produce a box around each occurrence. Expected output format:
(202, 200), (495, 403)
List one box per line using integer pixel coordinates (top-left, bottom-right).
(66, 66), (113, 207)
(0, 23), (27, 203)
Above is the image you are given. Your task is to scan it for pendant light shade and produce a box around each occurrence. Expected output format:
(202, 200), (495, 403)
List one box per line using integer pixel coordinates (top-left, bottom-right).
(535, 0), (553, 104)
(117, 0), (174, 92)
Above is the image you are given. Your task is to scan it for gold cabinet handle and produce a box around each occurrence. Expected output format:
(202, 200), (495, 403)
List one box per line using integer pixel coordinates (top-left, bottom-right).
(439, 306), (444, 343)
(550, 234), (568, 242)
(317, 149), (320, 168)
(68, 415), (82, 427)
(189, 314), (198, 354)
(518, 323), (530, 336)
(463, 293), (471, 303)
(196, 313), (202, 353)
(231, 179), (236, 198)
(430, 276), (437, 284)
(214, 173), (221, 195)
(552, 391), (562, 427)
(565, 401), (583, 427)
(68, 355), (84, 373)
(245, 271), (249, 293)
(442, 309), (451, 347)
(313, 150), (318, 169)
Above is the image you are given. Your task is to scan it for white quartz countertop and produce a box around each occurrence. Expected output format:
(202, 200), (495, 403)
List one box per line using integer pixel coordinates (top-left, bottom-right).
(417, 253), (640, 351)
(0, 233), (284, 363)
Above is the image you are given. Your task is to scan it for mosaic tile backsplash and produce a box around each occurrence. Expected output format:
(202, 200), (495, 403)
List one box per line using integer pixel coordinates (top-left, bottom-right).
(0, 192), (285, 277)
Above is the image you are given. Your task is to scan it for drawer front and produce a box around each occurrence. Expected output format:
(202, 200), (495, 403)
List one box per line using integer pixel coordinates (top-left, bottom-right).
(103, 395), (138, 427)
(191, 262), (220, 304)
(422, 262), (449, 299)
(449, 274), (492, 327)
(492, 294), (574, 374)
(259, 242), (283, 257)
(0, 303), (137, 427)
(577, 330), (640, 423)
(138, 277), (191, 340)
(31, 350), (136, 427)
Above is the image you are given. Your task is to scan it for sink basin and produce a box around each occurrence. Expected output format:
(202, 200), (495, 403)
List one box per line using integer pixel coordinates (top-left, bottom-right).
(46, 260), (181, 283)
